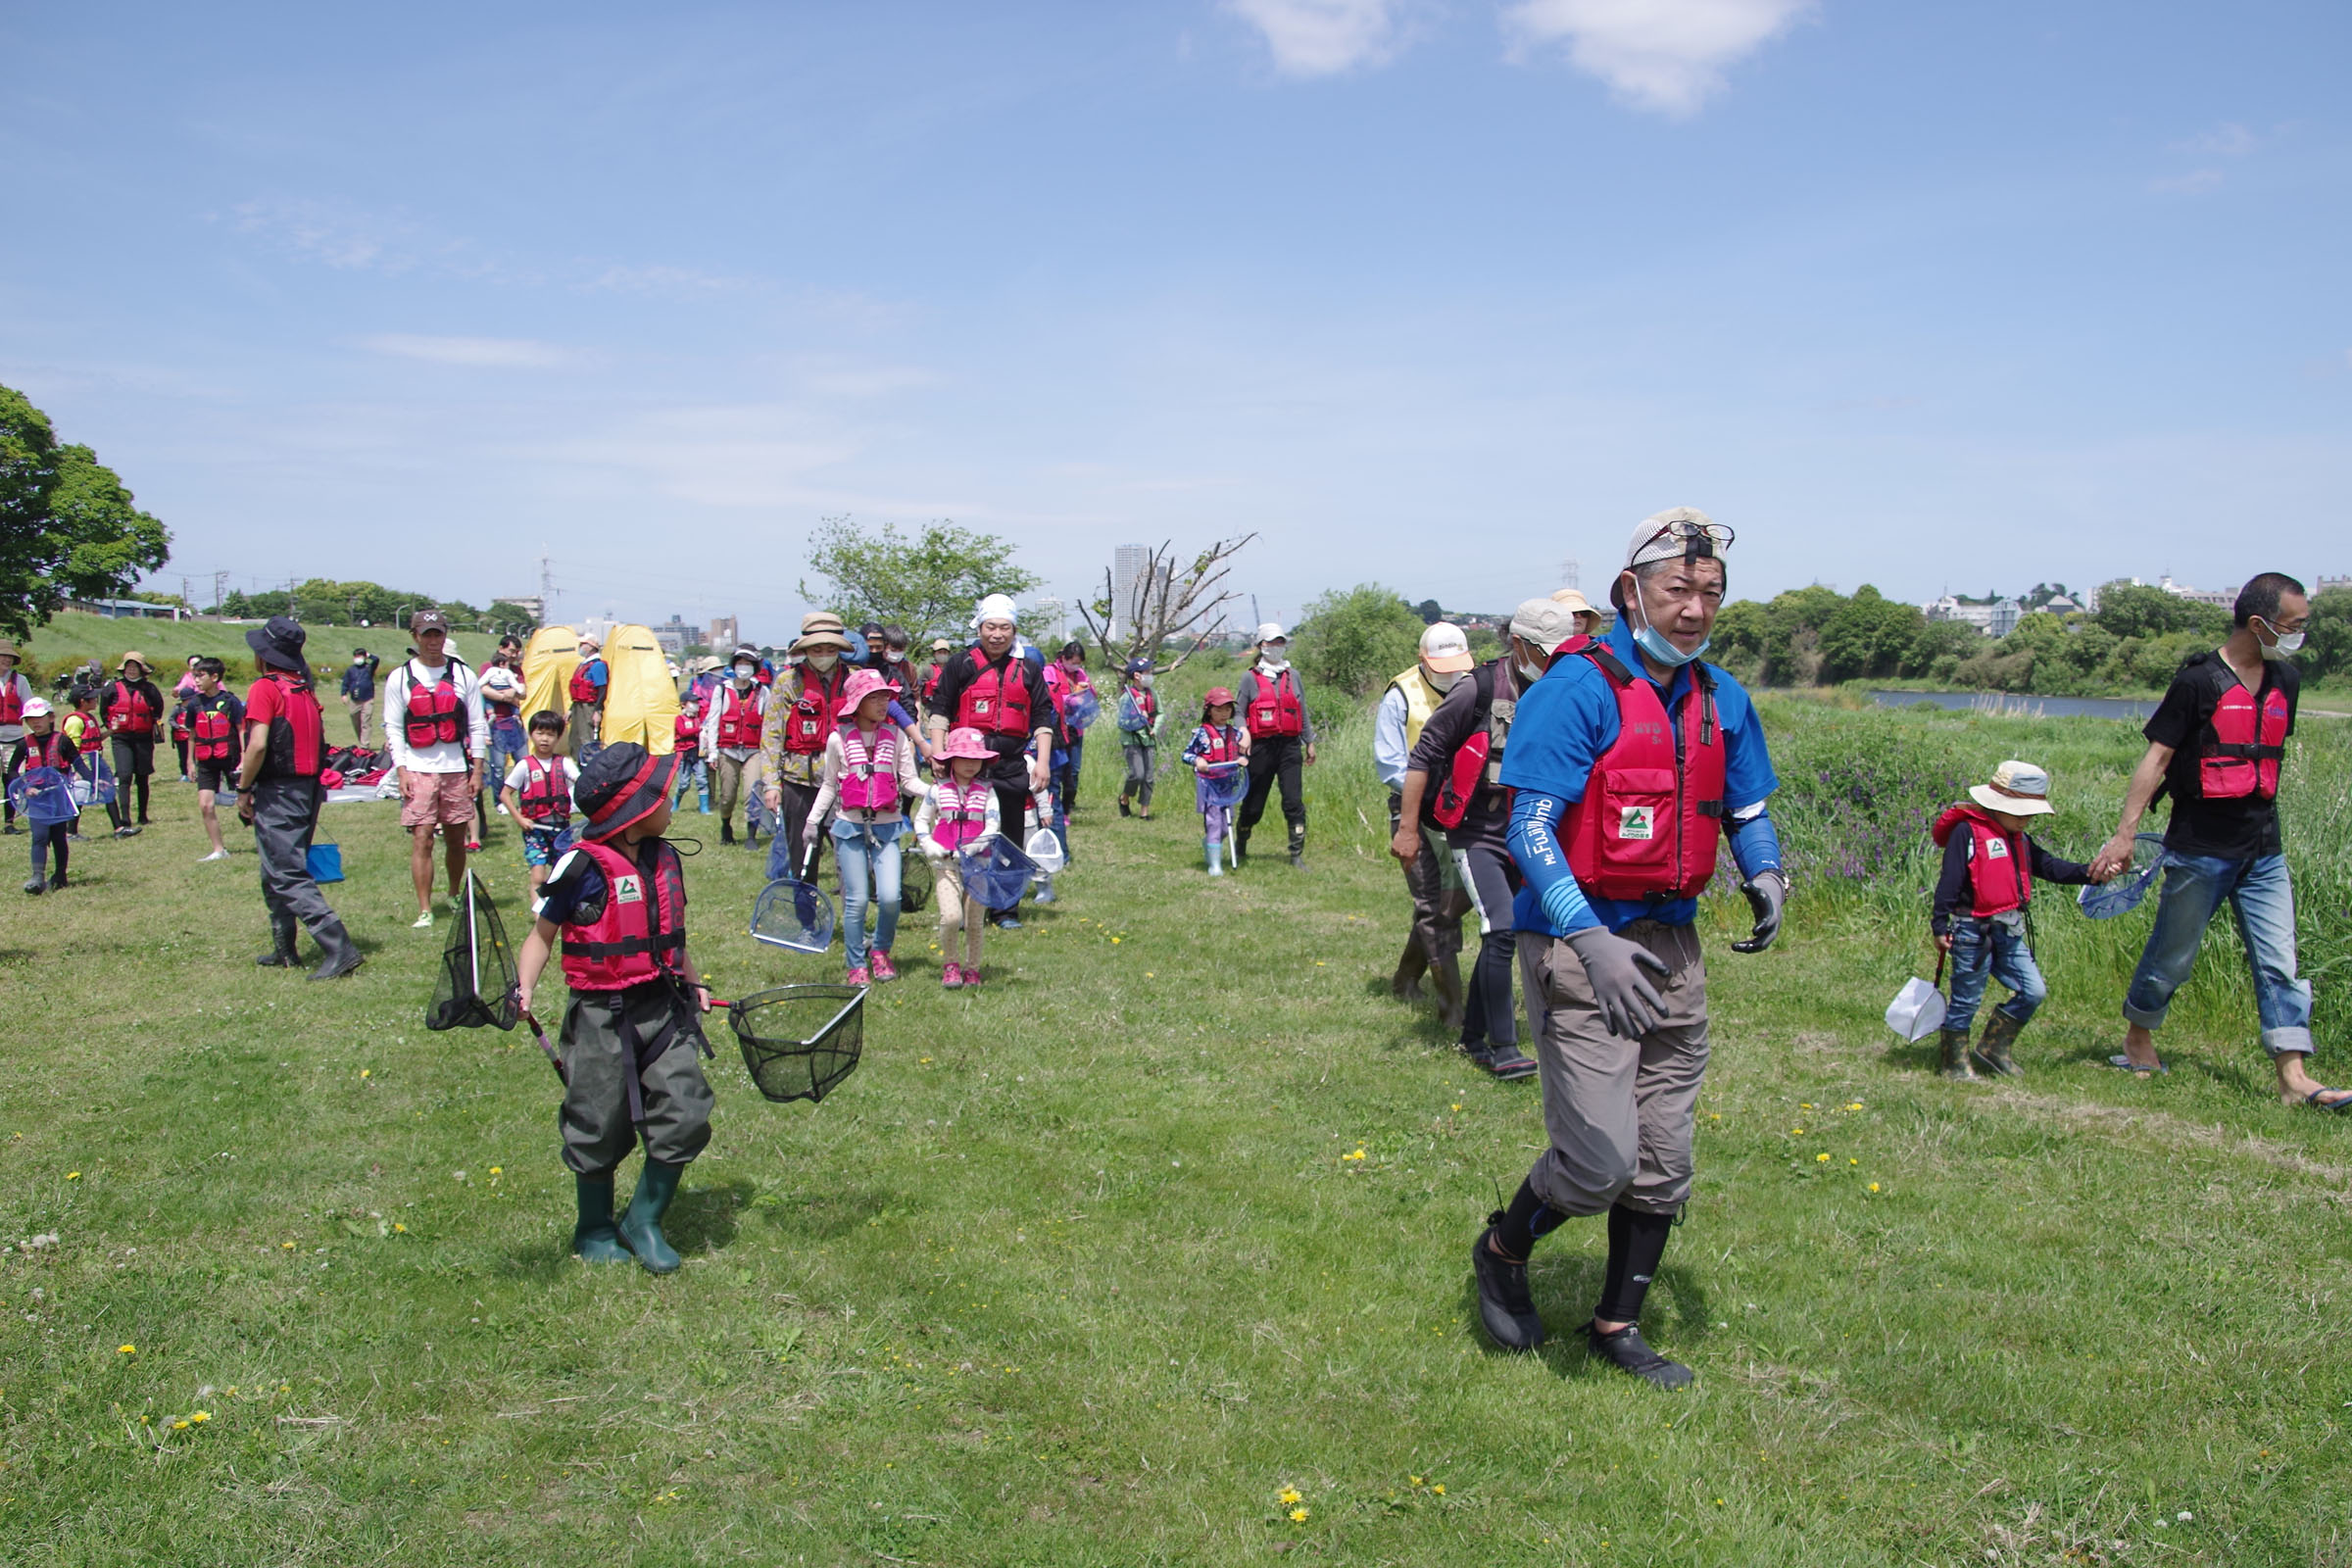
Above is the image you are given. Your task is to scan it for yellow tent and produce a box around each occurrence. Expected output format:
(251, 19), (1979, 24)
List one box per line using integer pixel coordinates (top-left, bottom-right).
(597, 623), (681, 755)
(521, 625), (579, 730)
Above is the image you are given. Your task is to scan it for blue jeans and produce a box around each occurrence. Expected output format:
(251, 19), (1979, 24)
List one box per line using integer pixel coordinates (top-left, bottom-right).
(486, 723), (528, 793)
(832, 818), (903, 968)
(1943, 916), (2045, 1035)
(2123, 852), (2311, 1055)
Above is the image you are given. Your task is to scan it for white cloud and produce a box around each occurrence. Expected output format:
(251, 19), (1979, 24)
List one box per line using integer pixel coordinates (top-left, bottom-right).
(1225, 0), (1407, 76)
(2176, 122), (2257, 158)
(1501, 0), (1815, 117)
(358, 334), (590, 369)
(2149, 169), (2224, 196)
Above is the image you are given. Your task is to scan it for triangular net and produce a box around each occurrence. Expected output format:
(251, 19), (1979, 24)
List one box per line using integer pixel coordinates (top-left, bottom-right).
(750, 877), (837, 955)
(69, 754), (117, 808)
(425, 873), (519, 1031)
(958, 836), (1036, 909)
(899, 848), (933, 914)
(1197, 762), (1248, 808)
(2077, 833), (2168, 921)
(7, 767), (78, 825)
(727, 985), (866, 1103)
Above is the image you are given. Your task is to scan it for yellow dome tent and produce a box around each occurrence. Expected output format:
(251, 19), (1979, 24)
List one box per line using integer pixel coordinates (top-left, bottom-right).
(521, 626), (579, 733)
(596, 623), (681, 755)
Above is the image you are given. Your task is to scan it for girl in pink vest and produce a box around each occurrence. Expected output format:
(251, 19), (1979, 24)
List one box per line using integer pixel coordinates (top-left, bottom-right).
(912, 727), (1003, 989)
(804, 669), (923, 984)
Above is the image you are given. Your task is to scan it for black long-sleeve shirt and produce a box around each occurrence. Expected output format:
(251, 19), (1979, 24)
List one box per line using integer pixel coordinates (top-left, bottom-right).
(1932, 828), (2093, 936)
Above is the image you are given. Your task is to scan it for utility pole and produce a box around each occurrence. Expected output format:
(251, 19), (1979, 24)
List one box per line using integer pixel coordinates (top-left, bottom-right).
(212, 572), (228, 613)
(540, 550), (556, 617)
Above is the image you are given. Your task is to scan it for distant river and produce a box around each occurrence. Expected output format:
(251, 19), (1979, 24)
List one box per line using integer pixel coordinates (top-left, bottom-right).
(1868, 689), (2158, 721)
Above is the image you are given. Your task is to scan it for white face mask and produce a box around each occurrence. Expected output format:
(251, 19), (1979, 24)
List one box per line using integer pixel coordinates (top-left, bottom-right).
(1518, 658), (1546, 684)
(2256, 618), (2305, 660)
(1258, 645), (1290, 670)
(733, 665), (756, 684)
(1427, 667), (1463, 694)
(1135, 674), (1154, 689)
(806, 652), (840, 673)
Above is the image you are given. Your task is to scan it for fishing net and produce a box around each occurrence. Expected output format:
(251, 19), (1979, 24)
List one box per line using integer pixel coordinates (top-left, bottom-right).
(6, 767), (77, 826)
(728, 985), (866, 1103)
(69, 754), (117, 808)
(1024, 825), (1066, 875)
(2077, 833), (2169, 921)
(750, 876), (837, 955)
(1197, 762), (1248, 808)
(959, 836), (1036, 908)
(900, 847), (933, 914)
(425, 873), (519, 1032)
(1063, 689), (1101, 731)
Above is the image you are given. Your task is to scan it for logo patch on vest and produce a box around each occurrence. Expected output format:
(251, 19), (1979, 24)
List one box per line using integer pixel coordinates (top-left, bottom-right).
(1618, 806), (1655, 840)
(613, 873), (645, 905)
(1984, 838), (2009, 859)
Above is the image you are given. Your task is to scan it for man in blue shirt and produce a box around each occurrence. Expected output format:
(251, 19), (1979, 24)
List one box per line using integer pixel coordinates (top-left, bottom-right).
(1470, 509), (1788, 1390)
(339, 648), (379, 746)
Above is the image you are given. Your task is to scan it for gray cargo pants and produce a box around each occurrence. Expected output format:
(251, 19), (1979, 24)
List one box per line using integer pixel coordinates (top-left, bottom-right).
(250, 775), (358, 964)
(559, 982), (715, 1174)
(1519, 919), (1708, 1217)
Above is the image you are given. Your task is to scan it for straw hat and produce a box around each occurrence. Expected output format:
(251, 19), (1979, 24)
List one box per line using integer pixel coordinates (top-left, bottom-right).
(118, 651), (151, 673)
(0, 638), (19, 660)
(791, 612), (854, 655)
(1969, 760), (2056, 817)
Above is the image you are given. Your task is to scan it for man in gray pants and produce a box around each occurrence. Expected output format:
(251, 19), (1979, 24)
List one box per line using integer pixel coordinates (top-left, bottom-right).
(1470, 512), (1787, 1389)
(236, 617), (363, 981)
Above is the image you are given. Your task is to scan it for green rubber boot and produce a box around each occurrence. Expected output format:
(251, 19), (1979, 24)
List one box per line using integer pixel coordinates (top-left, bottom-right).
(1971, 1010), (2026, 1078)
(1937, 1025), (1979, 1081)
(572, 1174), (631, 1263)
(617, 1159), (686, 1275)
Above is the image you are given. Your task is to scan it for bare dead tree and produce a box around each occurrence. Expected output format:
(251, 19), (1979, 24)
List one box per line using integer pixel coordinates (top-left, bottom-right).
(1076, 534), (1257, 675)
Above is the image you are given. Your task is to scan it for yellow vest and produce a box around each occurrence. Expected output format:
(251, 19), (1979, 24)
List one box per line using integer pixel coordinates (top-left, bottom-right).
(1386, 665), (1448, 753)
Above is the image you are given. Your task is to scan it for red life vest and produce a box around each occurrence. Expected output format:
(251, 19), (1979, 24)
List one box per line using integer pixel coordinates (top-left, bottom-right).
(518, 755), (571, 825)
(2197, 673), (2290, 802)
(107, 680), (159, 736)
(1242, 667), (1303, 739)
(712, 685), (762, 750)
(921, 664), (943, 706)
(785, 666), (847, 755)
(1560, 646), (1728, 904)
(558, 839), (688, 992)
(0, 677), (23, 726)
(568, 661), (604, 705)
(837, 725), (900, 812)
(1932, 806), (2033, 916)
(252, 673), (325, 780)
(400, 662), (467, 750)
(1429, 662), (1515, 832)
(19, 730), (71, 770)
(1193, 723), (1244, 767)
(1120, 686), (1158, 732)
(172, 706), (190, 742)
(956, 650), (1036, 739)
(190, 700), (238, 763)
(66, 712), (105, 753)
(930, 779), (994, 853)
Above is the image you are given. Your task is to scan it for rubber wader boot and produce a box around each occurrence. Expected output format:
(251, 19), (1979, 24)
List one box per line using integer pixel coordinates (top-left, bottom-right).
(255, 913), (301, 967)
(1392, 943), (1427, 1003)
(1204, 838), (1223, 876)
(1972, 1010), (2026, 1078)
(720, 818), (735, 846)
(573, 1174), (631, 1263)
(1429, 954), (1468, 1033)
(618, 1159), (687, 1275)
(1938, 1025), (1979, 1081)
(1288, 825), (1307, 869)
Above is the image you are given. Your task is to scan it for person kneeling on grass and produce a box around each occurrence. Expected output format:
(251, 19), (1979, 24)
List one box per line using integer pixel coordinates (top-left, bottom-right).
(1930, 760), (2107, 1080)
(1182, 688), (1250, 877)
(500, 710), (578, 895)
(8, 699), (77, 893)
(514, 743), (715, 1275)
(803, 668), (924, 985)
(183, 658), (245, 862)
(913, 726), (1004, 990)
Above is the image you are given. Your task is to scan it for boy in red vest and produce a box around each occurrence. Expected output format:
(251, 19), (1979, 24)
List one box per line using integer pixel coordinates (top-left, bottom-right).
(500, 710), (578, 894)
(514, 742), (714, 1275)
(181, 657), (244, 862)
(1930, 760), (2102, 1080)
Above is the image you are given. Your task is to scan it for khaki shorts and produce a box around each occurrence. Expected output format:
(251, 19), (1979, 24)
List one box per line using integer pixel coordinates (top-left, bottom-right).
(400, 768), (476, 828)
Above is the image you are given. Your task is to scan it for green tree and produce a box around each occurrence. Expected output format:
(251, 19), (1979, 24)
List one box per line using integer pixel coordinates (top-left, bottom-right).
(485, 600), (541, 633)
(1902, 617), (1983, 679)
(1414, 598), (1443, 625)
(1291, 583), (1424, 698)
(1816, 586), (1924, 682)
(2298, 591), (2352, 682)
(0, 383), (172, 638)
(799, 516), (1041, 642)
(1759, 584), (1846, 685)
(2095, 583), (2226, 642)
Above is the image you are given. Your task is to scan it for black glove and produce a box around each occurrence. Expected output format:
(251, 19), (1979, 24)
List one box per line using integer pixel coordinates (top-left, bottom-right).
(1731, 868), (1788, 955)
(1562, 925), (1671, 1039)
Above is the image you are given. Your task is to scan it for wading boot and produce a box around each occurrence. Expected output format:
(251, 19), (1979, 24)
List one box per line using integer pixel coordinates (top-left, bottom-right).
(1971, 1010), (2026, 1078)
(1429, 955), (1468, 1034)
(1287, 825), (1307, 869)
(617, 1159), (686, 1275)
(1472, 1221), (1545, 1351)
(1937, 1025), (1979, 1081)
(720, 819), (735, 846)
(255, 914), (301, 968)
(1587, 1321), (1693, 1390)
(1391, 944), (1427, 1003)
(572, 1174), (631, 1263)
(1204, 837), (1223, 876)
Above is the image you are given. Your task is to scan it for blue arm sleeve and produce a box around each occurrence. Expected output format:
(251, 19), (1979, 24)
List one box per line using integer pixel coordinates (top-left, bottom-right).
(1728, 807), (1782, 881)
(1508, 788), (1599, 935)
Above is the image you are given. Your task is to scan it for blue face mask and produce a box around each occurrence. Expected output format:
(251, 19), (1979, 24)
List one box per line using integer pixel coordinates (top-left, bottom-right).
(1629, 594), (1709, 669)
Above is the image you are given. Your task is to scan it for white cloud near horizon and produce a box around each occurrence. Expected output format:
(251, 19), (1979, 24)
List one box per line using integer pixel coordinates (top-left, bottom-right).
(1224, 0), (1408, 76)
(358, 334), (591, 368)
(1502, 0), (1815, 116)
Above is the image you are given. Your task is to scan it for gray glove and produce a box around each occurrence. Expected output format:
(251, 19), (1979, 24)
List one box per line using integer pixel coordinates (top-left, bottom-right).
(1562, 924), (1671, 1039)
(1731, 868), (1788, 955)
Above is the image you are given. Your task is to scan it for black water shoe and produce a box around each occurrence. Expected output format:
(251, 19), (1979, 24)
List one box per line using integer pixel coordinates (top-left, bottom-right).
(1472, 1225), (1544, 1351)
(1586, 1321), (1692, 1390)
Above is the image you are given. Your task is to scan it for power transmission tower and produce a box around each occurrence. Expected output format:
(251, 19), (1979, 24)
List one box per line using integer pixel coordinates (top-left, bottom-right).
(540, 550), (556, 615)
(1559, 557), (1580, 590)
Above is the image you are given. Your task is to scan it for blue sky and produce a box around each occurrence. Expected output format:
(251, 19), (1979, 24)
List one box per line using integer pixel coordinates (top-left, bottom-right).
(3, 1), (2346, 639)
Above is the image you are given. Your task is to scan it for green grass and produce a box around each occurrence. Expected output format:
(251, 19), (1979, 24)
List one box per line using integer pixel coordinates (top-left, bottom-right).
(13, 611), (491, 689)
(4, 700), (2349, 1565)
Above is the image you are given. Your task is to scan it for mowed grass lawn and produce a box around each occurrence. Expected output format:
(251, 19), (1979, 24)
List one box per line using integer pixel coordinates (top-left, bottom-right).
(4, 706), (2349, 1566)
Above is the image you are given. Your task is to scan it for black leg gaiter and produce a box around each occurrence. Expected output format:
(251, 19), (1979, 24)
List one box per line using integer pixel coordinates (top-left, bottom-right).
(1594, 1204), (1675, 1324)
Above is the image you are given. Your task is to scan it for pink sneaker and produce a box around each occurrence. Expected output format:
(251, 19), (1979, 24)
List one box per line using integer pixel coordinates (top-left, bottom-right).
(962, 966), (982, 991)
(846, 965), (871, 986)
(941, 962), (964, 990)
(869, 949), (899, 982)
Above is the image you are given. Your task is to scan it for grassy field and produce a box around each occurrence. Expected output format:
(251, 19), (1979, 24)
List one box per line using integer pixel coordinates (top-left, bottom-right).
(13, 611), (489, 689)
(3, 693), (2348, 1565)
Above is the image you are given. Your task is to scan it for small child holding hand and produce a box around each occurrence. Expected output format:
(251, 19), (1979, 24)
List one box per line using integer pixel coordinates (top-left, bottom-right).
(912, 726), (1003, 989)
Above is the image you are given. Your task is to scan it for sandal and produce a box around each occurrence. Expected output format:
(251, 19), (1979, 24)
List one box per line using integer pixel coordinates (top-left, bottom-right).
(2301, 1088), (2352, 1114)
(2107, 1054), (2168, 1075)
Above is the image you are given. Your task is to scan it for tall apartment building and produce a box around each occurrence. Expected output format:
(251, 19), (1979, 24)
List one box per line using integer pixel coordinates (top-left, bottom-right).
(709, 615), (740, 654)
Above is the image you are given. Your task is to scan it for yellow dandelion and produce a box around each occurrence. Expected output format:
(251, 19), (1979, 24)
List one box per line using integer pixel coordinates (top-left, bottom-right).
(393, 1223), (408, 1233)
(1279, 1487), (1301, 1504)
(1432, 1484), (1446, 1494)
(1848, 1158), (1859, 1166)
(172, 1420), (189, 1430)
(190, 1411), (211, 1423)
(118, 1344), (136, 1355)
(1289, 1507), (1309, 1523)
(1800, 1102), (1813, 1109)
(360, 1069), (370, 1078)
(1868, 1183), (1881, 1193)
(1790, 1127), (1804, 1136)
(66, 1171), (80, 1181)
(1410, 1475), (1424, 1486)
(488, 1166), (503, 1176)
(281, 1241), (296, 1250)
(1816, 1152), (1830, 1163)
(1450, 1102), (1462, 1111)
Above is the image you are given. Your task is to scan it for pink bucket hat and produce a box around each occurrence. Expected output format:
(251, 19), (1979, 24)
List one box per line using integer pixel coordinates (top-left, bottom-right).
(834, 666), (896, 718)
(935, 726), (994, 762)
